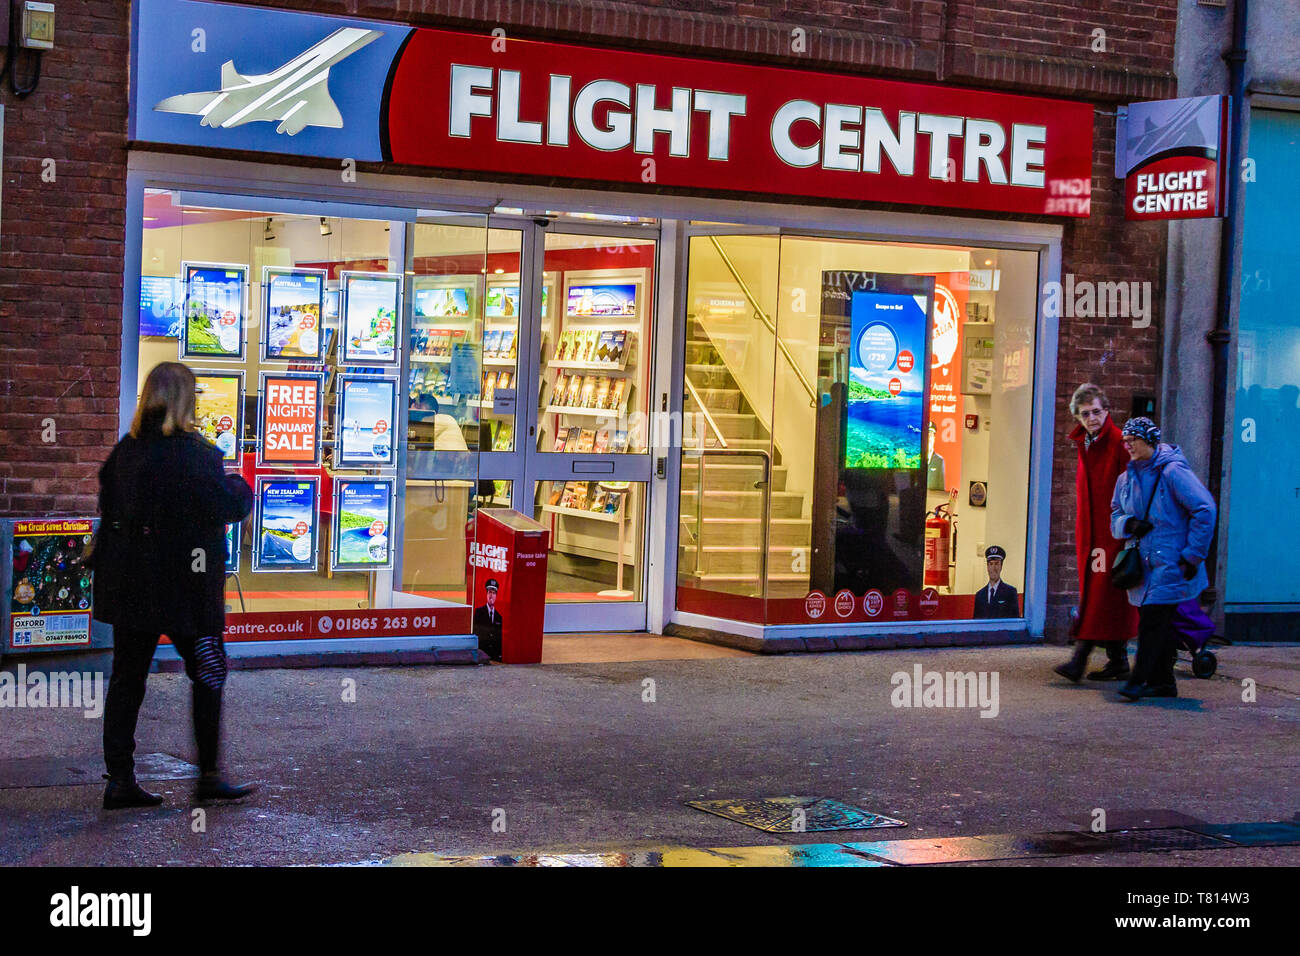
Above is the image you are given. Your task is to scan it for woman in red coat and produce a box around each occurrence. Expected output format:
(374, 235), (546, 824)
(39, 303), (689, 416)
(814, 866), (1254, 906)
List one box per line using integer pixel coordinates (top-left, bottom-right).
(1054, 384), (1139, 682)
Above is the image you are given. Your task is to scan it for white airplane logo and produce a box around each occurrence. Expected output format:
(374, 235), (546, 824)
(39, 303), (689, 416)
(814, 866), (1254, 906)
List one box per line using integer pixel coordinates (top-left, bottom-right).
(154, 27), (381, 135)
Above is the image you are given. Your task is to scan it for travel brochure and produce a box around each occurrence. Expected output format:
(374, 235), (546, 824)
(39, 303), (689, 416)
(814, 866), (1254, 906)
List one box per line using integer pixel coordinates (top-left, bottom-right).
(253, 477), (319, 573)
(411, 327), (467, 358)
(483, 328), (517, 360)
(551, 426), (629, 454)
(554, 329), (629, 365)
(263, 267), (325, 361)
(181, 262), (247, 360)
(481, 370), (514, 403)
(193, 369), (243, 463)
(566, 283), (636, 316)
(551, 372), (627, 411)
(341, 271), (400, 365)
(332, 479), (395, 571)
(336, 374), (398, 468)
(546, 480), (626, 515)
(409, 363), (453, 400)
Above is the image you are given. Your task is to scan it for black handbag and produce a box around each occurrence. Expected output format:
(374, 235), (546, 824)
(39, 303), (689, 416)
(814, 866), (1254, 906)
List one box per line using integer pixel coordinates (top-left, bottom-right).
(1110, 468), (1165, 590)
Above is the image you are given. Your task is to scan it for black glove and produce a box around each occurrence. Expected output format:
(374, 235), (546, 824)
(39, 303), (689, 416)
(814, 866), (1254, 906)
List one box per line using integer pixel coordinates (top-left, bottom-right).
(1178, 558), (1198, 581)
(1124, 517), (1154, 538)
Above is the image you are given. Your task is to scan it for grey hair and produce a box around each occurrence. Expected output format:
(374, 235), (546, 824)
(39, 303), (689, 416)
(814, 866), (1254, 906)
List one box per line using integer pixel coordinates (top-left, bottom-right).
(1070, 383), (1109, 417)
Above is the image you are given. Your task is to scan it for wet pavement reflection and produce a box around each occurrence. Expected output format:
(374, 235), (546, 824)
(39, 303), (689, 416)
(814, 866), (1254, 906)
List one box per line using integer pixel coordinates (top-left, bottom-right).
(382, 821), (1295, 867)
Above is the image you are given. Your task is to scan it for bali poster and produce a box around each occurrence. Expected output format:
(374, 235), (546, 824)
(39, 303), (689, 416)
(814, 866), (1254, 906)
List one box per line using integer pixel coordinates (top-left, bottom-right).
(332, 479), (395, 571)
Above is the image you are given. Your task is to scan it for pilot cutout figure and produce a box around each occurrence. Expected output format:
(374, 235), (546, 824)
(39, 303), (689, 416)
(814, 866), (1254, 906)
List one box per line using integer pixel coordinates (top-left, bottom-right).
(973, 546), (1020, 619)
(473, 577), (505, 661)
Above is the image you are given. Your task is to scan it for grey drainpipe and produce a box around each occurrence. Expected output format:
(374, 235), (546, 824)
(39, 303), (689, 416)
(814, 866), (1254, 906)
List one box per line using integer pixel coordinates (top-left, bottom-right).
(1205, 0), (1248, 596)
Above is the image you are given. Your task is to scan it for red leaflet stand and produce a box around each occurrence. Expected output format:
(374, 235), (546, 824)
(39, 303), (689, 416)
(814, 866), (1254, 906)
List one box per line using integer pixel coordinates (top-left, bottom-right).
(467, 508), (551, 663)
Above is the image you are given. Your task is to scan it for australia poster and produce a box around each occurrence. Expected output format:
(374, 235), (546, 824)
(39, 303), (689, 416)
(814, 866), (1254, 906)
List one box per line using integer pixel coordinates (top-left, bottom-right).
(263, 268), (325, 360)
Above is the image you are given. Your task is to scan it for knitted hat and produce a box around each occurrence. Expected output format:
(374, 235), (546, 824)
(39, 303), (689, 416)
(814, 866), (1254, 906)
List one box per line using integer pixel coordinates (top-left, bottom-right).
(1122, 416), (1161, 445)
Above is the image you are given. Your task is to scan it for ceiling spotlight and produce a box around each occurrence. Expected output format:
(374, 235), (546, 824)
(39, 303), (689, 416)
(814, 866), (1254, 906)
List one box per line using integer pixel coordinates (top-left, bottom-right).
(263, 218), (276, 241)
(320, 217), (332, 237)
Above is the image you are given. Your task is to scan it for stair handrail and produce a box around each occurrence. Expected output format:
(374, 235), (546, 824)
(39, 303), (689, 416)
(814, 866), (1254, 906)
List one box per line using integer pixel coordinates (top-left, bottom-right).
(707, 235), (818, 408)
(692, 447), (772, 601)
(684, 375), (728, 451)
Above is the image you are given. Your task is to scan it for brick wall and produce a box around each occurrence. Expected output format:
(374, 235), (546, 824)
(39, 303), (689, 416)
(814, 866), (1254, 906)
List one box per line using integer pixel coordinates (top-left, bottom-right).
(0, 1), (130, 518)
(1049, 106), (1168, 636)
(0, 0), (1178, 636)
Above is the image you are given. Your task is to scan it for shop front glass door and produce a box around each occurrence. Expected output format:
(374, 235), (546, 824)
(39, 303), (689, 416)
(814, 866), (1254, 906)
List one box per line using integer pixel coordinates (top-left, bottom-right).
(525, 225), (657, 631)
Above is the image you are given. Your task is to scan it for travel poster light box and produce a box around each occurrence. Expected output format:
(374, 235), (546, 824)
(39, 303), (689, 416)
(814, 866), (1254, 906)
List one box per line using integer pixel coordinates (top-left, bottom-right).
(252, 477), (319, 573)
(332, 478), (395, 571)
(181, 262), (247, 360)
(263, 268), (325, 361)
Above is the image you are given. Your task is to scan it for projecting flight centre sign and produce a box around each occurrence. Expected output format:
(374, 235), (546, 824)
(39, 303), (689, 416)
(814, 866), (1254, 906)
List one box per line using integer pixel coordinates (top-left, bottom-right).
(131, 0), (1094, 217)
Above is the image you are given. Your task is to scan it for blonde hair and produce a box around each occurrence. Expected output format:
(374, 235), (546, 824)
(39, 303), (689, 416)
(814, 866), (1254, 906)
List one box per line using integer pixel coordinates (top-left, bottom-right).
(131, 362), (197, 438)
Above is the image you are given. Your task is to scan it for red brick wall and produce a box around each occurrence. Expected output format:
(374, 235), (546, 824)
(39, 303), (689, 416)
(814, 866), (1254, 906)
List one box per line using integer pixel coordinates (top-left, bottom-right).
(1049, 107), (1167, 636)
(0, 1), (130, 518)
(0, 0), (1178, 637)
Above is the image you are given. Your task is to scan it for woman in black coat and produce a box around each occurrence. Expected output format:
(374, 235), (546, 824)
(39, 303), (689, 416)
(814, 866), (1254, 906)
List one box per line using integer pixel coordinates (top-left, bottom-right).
(94, 362), (255, 809)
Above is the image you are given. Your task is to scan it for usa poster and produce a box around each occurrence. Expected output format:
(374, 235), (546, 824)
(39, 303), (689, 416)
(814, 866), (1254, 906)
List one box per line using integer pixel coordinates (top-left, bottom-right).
(180, 262), (247, 361)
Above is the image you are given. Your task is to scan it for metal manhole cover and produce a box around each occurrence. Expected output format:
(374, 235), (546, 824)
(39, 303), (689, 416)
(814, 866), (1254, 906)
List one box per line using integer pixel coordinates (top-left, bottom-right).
(686, 796), (907, 833)
(1096, 827), (1232, 854)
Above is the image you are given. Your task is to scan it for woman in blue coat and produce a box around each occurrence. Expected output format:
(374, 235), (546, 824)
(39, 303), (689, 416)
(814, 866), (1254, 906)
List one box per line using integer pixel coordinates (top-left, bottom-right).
(1109, 418), (1217, 700)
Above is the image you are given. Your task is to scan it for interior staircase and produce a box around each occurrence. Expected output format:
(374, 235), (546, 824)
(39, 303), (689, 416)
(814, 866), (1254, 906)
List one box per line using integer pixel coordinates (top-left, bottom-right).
(678, 316), (812, 598)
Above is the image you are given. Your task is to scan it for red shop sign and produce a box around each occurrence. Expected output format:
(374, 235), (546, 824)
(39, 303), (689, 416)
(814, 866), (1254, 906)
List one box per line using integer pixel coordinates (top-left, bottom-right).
(387, 30), (1094, 217)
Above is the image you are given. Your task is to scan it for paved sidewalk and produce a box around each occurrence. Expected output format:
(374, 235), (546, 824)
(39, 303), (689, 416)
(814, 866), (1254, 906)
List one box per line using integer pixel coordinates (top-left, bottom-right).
(1, 642), (1296, 866)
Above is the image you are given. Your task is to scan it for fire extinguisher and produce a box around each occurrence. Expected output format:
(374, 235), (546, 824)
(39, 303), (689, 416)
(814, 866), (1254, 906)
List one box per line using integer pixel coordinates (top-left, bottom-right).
(924, 503), (953, 588)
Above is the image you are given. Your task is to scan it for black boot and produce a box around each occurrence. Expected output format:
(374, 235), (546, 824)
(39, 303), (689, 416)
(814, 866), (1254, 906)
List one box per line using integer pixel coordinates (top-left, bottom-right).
(1088, 641), (1131, 681)
(103, 776), (164, 810)
(1053, 641), (1093, 683)
(196, 771), (258, 801)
